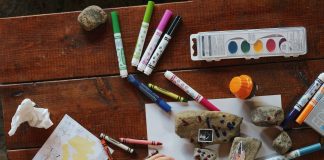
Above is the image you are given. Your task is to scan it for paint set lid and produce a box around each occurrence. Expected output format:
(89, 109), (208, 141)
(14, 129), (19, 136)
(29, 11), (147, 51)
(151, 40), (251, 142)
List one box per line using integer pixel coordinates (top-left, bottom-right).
(229, 75), (254, 99)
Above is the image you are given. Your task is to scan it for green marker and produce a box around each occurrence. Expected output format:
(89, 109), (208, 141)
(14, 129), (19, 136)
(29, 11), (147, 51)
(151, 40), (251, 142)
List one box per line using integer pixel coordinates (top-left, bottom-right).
(111, 11), (128, 78)
(131, 1), (155, 67)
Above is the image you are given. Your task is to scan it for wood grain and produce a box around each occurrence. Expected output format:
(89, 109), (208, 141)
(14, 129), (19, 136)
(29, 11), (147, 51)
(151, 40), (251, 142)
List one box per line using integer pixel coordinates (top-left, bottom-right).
(1, 59), (324, 159)
(0, 0), (323, 83)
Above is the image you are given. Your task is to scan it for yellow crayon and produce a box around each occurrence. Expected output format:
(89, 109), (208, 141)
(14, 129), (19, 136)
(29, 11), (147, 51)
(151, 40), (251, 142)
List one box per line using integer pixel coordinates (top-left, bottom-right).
(148, 83), (188, 102)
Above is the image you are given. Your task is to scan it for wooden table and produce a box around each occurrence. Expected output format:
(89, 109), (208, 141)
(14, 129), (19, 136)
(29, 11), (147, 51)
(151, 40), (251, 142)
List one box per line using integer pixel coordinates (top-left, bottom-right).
(0, 0), (323, 159)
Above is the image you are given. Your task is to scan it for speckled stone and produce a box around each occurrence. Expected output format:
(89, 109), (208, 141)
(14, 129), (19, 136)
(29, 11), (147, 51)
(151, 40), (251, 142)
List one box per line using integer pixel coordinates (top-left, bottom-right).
(77, 5), (107, 31)
(194, 148), (217, 160)
(175, 110), (243, 146)
(251, 105), (284, 127)
(229, 137), (262, 160)
(273, 131), (292, 154)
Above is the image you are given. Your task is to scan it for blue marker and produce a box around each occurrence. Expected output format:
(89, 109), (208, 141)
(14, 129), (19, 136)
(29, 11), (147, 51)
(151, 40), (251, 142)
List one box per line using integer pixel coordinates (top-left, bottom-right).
(265, 143), (322, 160)
(281, 73), (324, 128)
(127, 75), (171, 112)
(286, 143), (322, 159)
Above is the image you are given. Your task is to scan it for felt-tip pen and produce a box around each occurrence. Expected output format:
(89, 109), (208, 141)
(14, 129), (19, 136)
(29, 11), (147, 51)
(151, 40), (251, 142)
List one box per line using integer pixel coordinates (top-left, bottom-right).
(144, 16), (182, 75)
(111, 11), (128, 78)
(127, 75), (171, 112)
(131, 1), (155, 67)
(164, 71), (220, 111)
(281, 73), (324, 128)
(137, 10), (173, 72)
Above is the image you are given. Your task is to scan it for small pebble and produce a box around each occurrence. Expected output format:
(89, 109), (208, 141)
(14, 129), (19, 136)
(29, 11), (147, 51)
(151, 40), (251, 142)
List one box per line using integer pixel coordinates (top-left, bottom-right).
(77, 5), (108, 31)
(273, 131), (292, 154)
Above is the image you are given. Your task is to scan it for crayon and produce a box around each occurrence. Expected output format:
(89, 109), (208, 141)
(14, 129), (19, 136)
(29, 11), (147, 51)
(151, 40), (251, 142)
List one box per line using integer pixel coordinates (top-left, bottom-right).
(148, 83), (188, 102)
(137, 10), (173, 72)
(164, 70), (220, 111)
(144, 16), (182, 75)
(100, 133), (134, 154)
(111, 11), (128, 78)
(119, 138), (162, 146)
(131, 1), (155, 67)
(281, 73), (324, 128)
(127, 75), (172, 112)
(296, 85), (324, 124)
(100, 138), (114, 160)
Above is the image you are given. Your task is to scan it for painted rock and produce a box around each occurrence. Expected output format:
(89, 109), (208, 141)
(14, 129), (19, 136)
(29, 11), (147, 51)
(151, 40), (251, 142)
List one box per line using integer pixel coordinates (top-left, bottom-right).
(175, 110), (243, 146)
(272, 131), (292, 154)
(251, 105), (284, 127)
(77, 5), (107, 31)
(194, 148), (217, 160)
(228, 137), (262, 160)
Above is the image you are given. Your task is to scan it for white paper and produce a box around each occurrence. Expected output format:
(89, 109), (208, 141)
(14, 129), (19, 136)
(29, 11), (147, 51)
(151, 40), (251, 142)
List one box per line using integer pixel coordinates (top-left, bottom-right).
(146, 95), (282, 160)
(33, 114), (111, 160)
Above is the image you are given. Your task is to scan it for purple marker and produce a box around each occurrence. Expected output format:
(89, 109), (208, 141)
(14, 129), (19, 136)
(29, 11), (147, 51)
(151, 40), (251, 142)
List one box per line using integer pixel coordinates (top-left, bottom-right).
(137, 10), (172, 72)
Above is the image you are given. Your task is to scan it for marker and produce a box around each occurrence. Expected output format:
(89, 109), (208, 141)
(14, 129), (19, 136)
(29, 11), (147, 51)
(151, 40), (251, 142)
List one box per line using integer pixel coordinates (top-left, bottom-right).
(100, 133), (134, 154)
(164, 71), (220, 111)
(148, 83), (188, 102)
(127, 75), (171, 112)
(265, 143), (322, 160)
(100, 138), (114, 160)
(281, 73), (324, 128)
(111, 11), (128, 78)
(296, 85), (324, 124)
(144, 16), (182, 75)
(137, 10), (173, 72)
(119, 138), (162, 146)
(131, 1), (155, 67)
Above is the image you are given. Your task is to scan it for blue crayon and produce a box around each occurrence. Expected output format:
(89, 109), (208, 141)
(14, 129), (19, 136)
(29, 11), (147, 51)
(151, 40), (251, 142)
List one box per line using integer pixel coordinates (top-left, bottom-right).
(127, 75), (171, 112)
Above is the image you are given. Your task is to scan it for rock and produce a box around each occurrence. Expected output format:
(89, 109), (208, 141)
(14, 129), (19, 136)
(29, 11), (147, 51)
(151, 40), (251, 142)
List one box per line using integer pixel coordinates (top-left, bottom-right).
(194, 148), (217, 160)
(175, 110), (243, 146)
(228, 137), (262, 160)
(251, 105), (284, 127)
(77, 5), (107, 31)
(272, 131), (292, 154)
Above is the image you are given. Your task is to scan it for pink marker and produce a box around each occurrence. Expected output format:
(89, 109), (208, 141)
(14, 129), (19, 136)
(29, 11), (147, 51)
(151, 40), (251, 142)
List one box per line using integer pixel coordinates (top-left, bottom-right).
(137, 10), (173, 72)
(164, 71), (220, 111)
(119, 138), (163, 146)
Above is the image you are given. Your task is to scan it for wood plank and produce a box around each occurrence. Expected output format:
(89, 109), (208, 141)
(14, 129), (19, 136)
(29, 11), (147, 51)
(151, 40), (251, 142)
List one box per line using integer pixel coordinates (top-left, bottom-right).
(6, 149), (38, 160)
(1, 59), (324, 159)
(0, 0), (323, 83)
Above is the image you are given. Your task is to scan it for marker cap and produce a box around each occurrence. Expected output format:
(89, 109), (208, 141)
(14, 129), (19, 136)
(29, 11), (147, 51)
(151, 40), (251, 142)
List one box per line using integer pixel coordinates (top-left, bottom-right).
(166, 15), (182, 36)
(143, 1), (155, 23)
(111, 11), (120, 33)
(157, 10), (173, 31)
(229, 75), (254, 99)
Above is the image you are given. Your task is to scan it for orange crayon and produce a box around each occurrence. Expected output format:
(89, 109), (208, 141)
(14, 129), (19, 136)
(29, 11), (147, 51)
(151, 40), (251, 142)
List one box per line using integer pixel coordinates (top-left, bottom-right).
(296, 85), (324, 125)
(101, 138), (114, 160)
(119, 138), (162, 146)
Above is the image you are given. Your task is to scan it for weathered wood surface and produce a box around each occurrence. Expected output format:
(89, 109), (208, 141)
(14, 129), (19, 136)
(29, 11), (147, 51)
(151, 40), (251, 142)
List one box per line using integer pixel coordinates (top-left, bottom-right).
(1, 59), (324, 159)
(0, 0), (323, 83)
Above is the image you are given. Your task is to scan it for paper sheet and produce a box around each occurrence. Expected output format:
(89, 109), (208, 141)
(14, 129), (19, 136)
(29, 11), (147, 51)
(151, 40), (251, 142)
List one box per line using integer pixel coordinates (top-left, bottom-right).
(146, 95), (282, 160)
(33, 114), (110, 160)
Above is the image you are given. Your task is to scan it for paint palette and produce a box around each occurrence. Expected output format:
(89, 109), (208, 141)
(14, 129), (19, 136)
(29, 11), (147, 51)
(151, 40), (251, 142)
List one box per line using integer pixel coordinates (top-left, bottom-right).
(190, 27), (307, 61)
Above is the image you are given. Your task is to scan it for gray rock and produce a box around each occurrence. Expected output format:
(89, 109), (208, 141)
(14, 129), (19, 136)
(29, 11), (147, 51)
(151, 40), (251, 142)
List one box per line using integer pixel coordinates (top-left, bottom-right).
(273, 131), (292, 154)
(194, 148), (217, 160)
(229, 137), (262, 160)
(251, 105), (284, 127)
(77, 5), (107, 31)
(175, 110), (243, 146)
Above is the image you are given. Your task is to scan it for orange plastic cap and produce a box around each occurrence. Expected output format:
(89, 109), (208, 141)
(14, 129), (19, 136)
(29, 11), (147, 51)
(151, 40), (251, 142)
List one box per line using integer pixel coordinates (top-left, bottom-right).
(229, 75), (254, 99)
